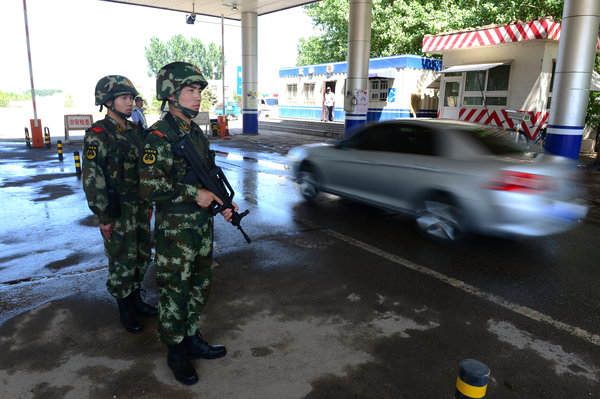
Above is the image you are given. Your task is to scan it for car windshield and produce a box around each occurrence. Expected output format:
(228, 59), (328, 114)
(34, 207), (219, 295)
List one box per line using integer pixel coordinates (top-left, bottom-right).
(459, 126), (524, 155)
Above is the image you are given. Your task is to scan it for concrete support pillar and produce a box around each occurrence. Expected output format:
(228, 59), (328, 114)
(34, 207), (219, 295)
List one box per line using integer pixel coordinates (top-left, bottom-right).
(242, 11), (259, 135)
(343, 0), (372, 137)
(544, 0), (600, 159)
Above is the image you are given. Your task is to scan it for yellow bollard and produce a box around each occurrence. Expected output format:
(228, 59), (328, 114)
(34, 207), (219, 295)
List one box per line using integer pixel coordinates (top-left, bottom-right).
(57, 140), (63, 161)
(455, 359), (490, 399)
(24, 127), (31, 148)
(74, 151), (81, 175)
(44, 127), (51, 149)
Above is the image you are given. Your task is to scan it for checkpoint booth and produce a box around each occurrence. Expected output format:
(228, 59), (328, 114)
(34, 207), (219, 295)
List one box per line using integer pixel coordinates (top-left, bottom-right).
(422, 17), (600, 148)
(278, 55), (441, 122)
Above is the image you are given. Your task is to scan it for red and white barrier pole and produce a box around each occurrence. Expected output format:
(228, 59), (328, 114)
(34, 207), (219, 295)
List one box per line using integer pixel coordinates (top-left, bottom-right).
(22, 0), (43, 147)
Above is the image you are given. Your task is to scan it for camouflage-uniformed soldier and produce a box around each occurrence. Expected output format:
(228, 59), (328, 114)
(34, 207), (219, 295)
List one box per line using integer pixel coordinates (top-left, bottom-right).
(139, 62), (236, 385)
(82, 75), (158, 334)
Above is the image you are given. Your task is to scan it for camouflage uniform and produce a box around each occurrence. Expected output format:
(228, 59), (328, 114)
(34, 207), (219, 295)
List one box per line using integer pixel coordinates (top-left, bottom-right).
(139, 114), (214, 345)
(82, 114), (152, 299)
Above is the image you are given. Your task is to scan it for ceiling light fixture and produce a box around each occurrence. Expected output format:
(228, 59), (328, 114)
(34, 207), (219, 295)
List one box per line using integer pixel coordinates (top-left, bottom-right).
(223, 2), (238, 11)
(186, 3), (196, 24)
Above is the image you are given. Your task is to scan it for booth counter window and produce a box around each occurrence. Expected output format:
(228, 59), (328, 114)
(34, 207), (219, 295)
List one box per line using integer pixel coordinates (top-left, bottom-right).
(463, 65), (510, 106)
(442, 62), (511, 107)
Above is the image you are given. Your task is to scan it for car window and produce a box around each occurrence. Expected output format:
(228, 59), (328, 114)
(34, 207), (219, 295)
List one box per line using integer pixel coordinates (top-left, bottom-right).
(340, 126), (391, 151)
(459, 127), (523, 155)
(397, 125), (437, 155)
(340, 124), (437, 155)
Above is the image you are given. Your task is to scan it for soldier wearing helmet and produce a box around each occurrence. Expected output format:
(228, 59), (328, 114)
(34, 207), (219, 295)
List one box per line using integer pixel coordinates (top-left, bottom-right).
(82, 75), (157, 335)
(139, 62), (237, 385)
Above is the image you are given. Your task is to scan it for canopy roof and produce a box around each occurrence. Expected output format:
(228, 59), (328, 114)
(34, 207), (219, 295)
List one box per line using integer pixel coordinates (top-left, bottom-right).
(101, 0), (319, 20)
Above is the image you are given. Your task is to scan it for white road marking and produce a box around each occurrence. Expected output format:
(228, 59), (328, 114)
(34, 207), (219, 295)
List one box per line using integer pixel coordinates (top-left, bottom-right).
(319, 227), (600, 347)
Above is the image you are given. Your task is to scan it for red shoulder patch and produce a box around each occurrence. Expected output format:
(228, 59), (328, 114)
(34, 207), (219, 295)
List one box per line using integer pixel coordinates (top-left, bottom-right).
(152, 130), (166, 138)
(91, 126), (104, 133)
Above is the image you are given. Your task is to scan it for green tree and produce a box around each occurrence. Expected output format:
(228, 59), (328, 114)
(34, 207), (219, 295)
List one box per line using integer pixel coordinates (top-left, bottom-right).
(144, 34), (224, 79)
(298, 0), (564, 64)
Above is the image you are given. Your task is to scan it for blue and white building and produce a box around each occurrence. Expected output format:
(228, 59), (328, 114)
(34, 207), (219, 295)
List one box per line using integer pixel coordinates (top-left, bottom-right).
(278, 55), (442, 122)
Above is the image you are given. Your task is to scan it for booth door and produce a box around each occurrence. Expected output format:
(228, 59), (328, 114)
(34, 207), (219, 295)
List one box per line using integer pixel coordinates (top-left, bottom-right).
(440, 77), (462, 120)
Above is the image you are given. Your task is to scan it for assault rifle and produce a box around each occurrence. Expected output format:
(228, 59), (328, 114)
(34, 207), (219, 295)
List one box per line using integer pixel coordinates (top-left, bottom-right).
(172, 134), (251, 243)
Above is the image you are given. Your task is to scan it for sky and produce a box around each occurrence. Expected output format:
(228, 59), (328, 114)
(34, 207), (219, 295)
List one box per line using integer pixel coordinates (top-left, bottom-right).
(0, 0), (317, 104)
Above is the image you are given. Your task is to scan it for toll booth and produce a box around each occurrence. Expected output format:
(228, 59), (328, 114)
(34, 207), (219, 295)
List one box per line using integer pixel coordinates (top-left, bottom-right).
(422, 17), (600, 146)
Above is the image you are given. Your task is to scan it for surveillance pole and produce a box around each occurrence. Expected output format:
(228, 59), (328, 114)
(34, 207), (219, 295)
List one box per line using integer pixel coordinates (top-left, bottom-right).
(221, 14), (226, 113)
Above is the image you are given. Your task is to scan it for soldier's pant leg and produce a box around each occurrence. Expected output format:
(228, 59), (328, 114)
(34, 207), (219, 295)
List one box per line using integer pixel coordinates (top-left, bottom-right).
(155, 223), (213, 345)
(105, 203), (146, 298)
(136, 202), (152, 280)
(185, 221), (213, 337)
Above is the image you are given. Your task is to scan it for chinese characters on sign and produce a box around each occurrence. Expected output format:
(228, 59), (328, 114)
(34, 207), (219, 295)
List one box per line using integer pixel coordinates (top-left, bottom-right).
(65, 115), (93, 129)
(64, 114), (94, 143)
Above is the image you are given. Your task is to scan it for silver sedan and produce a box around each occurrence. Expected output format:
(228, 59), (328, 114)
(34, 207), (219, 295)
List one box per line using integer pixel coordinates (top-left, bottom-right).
(287, 119), (589, 243)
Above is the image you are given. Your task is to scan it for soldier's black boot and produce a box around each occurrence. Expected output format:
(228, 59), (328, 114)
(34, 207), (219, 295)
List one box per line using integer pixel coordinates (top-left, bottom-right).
(132, 288), (158, 317)
(167, 342), (199, 385)
(116, 294), (143, 333)
(185, 333), (227, 360)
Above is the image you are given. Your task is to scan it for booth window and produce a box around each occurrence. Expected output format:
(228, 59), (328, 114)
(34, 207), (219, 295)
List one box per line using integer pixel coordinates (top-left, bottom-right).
(304, 83), (315, 99)
(370, 79), (389, 102)
(463, 65), (510, 106)
(286, 84), (297, 99)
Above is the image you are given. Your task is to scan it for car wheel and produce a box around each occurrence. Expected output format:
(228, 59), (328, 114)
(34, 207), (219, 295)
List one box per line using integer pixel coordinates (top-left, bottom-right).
(297, 169), (319, 201)
(416, 194), (469, 243)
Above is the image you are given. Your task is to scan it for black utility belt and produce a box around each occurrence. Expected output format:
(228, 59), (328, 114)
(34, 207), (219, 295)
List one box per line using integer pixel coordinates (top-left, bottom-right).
(156, 202), (199, 214)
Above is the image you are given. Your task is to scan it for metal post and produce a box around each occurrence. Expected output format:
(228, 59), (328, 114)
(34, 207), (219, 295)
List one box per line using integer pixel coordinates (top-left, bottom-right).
(221, 14), (226, 122)
(241, 11), (259, 134)
(344, 0), (373, 137)
(544, 0), (600, 159)
(22, 0), (39, 128)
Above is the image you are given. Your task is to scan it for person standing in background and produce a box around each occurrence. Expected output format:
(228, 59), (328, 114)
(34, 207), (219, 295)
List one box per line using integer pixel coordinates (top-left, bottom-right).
(324, 87), (335, 122)
(131, 96), (148, 129)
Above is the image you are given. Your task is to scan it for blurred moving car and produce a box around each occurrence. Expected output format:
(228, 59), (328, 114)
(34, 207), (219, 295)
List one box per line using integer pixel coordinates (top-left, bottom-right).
(287, 119), (588, 243)
(259, 97), (279, 118)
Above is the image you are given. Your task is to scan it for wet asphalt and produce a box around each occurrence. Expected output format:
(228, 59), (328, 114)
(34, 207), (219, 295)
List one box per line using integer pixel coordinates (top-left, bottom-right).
(1, 125), (600, 398)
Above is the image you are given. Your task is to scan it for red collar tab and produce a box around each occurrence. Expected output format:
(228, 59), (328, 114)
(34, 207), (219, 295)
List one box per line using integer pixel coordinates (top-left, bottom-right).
(91, 126), (104, 133)
(152, 130), (166, 138)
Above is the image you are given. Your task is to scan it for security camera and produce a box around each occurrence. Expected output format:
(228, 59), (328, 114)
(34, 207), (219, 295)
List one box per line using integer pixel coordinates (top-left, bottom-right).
(186, 13), (196, 24)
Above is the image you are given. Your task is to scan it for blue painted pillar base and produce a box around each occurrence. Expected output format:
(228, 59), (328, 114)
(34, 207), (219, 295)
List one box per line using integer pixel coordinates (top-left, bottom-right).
(344, 114), (367, 137)
(243, 111), (259, 135)
(543, 125), (583, 160)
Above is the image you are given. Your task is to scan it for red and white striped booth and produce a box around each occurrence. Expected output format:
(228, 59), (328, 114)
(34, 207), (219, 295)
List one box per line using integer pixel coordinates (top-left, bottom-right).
(423, 18), (600, 141)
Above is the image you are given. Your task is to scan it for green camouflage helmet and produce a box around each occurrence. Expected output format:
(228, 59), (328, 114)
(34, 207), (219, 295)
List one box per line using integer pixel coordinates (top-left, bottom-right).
(156, 62), (208, 101)
(95, 75), (138, 105)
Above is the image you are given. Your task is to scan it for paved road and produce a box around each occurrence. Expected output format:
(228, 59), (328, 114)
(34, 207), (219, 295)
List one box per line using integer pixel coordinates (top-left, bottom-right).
(1, 132), (599, 398)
